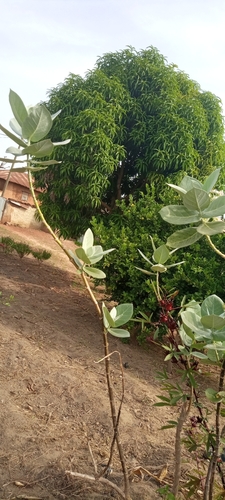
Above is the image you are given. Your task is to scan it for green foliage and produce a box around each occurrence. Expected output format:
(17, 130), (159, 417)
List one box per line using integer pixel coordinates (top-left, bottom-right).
(0, 236), (52, 262)
(31, 249), (52, 261)
(91, 183), (225, 318)
(0, 89), (69, 171)
(34, 46), (225, 238)
(160, 169), (225, 249)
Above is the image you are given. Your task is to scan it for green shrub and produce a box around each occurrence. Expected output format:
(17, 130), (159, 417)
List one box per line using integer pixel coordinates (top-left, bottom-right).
(91, 183), (225, 318)
(31, 249), (52, 262)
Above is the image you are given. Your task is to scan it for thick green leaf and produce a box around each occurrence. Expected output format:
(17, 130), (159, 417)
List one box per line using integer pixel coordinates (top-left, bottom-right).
(197, 221), (225, 235)
(6, 146), (24, 156)
(75, 247), (91, 264)
(22, 104), (52, 142)
(9, 118), (22, 137)
(82, 228), (94, 251)
(166, 261), (185, 269)
(0, 123), (27, 147)
(167, 227), (203, 249)
(153, 244), (170, 264)
(31, 159), (61, 165)
(203, 169), (221, 193)
(12, 166), (47, 172)
(182, 188), (210, 212)
(192, 351), (208, 359)
(9, 89), (28, 126)
(53, 139), (71, 146)
(179, 325), (193, 346)
(110, 303), (133, 327)
(0, 157), (25, 163)
(205, 342), (225, 351)
(159, 205), (201, 225)
(201, 295), (224, 317)
(179, 176), (203, 192)
(22, 139), (54, 158)
(181, 310), (211, 338)
(205, 388), (220, 403)
(167, 183), (187, 194)
(135, 266), (154, 276)
(83, 266), (106, 279)
(51, 110), (61, 120)
(67, 249), (82, 268)
(151, 264), (167, 273)
(102, 303), (115, 329)
(108, 327), (130, 338)
(202, 196), (225, 218)
(201, 315), (225, 330)
(138, 249), (153, 265)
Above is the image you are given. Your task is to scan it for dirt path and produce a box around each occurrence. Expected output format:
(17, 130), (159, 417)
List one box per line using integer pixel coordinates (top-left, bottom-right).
(0, 224), (189, 499)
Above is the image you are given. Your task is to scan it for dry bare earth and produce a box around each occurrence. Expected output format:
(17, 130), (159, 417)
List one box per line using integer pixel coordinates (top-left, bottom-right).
(0, 225), (187, 500)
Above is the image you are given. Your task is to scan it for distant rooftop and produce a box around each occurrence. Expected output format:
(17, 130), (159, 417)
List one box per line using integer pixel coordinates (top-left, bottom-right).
(0, 171), (42, 192)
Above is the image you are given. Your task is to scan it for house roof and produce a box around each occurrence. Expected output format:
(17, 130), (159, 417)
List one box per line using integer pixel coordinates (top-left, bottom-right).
(0, 171), (42, 192)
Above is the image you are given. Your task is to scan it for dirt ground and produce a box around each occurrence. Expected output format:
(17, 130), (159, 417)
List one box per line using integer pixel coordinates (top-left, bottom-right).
(0, 224), (199, 499)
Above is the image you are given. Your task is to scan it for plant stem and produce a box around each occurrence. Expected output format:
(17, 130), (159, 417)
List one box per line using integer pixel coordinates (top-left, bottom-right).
(208, 359), (225, 500)
(206, 235), (225, 259)
(27, 169), (73, 261)
(172, 386), (193, 498)
(28, 167), (131, 498)
(2, 155), (17, 197)
(102, 328), (131, 500)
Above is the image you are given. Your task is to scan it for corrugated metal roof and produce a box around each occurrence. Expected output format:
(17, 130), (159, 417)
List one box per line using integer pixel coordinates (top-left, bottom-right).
(0, 171), (42, 192)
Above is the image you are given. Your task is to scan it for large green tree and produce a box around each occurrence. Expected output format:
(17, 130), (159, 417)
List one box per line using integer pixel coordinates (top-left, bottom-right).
(35, 46), (225, 237)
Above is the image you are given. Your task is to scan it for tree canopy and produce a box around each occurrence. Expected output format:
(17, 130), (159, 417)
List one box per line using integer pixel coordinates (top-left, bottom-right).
(35, 46), (225, 237)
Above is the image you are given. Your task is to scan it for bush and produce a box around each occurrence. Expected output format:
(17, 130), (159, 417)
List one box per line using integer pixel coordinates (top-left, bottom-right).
(91, 183), (225, 318)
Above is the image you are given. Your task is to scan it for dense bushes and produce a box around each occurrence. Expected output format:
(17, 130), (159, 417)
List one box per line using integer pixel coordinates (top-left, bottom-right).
(91, 183), (225, 317)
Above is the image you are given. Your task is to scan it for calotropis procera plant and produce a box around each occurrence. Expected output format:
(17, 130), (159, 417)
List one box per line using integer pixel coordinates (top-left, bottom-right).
(1, 91), (133, 500)
(155, 169), (225, 500)
(136, 235), (184, 300)
(159, 168), (225, 252)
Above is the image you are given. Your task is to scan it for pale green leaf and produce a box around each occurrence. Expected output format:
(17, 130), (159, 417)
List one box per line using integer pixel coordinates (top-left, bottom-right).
(82, 228), (94, 251)
(181, 310), (211, 338)
(75, 247), (91, 264)
(31, 159), (62, 165)
(113, 303), (133, 327)
(166, 261), (185, 269)
(0, 123), (27, 147)
(202, 196), (225, 218)
(201, 295), (224, 317)
(167, 183), (187, 194)
(83, 266), (106, 279)
(6, 146), (24, 156)
(197, 221), (225, 235)
(135, 266), (155, 276)
(9, 118), (22, 137)
(102, 303), (115, 329)
(201, 315), (225, 330)
(167, 227), (203, 249)
(151, 264), (167, 273)
(182, 188), (210, 212)
(138, 248), (153, 265)
(67, 249), (82, 268)
(179, 176), (203, 192)
(153, 244), (170, 264)
(22, 139), (54, 158)
(53, 139), (71, 146)
(159, 205), (201, 225)
(22, 104), (52, 142)
(51, 110), (61, 120)
(9, 89), (28, 126)
(108, 327), (130, 338)
(205, 388), (221, 403)
(203, 169), (221, 193)
(0, 157), (25, 163)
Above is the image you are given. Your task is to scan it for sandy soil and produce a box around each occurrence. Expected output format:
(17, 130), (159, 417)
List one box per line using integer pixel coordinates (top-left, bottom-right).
(0, 224), (195, 499)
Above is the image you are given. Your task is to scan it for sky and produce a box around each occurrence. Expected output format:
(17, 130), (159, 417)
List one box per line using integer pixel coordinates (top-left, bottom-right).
(1, 0), (225, 157)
